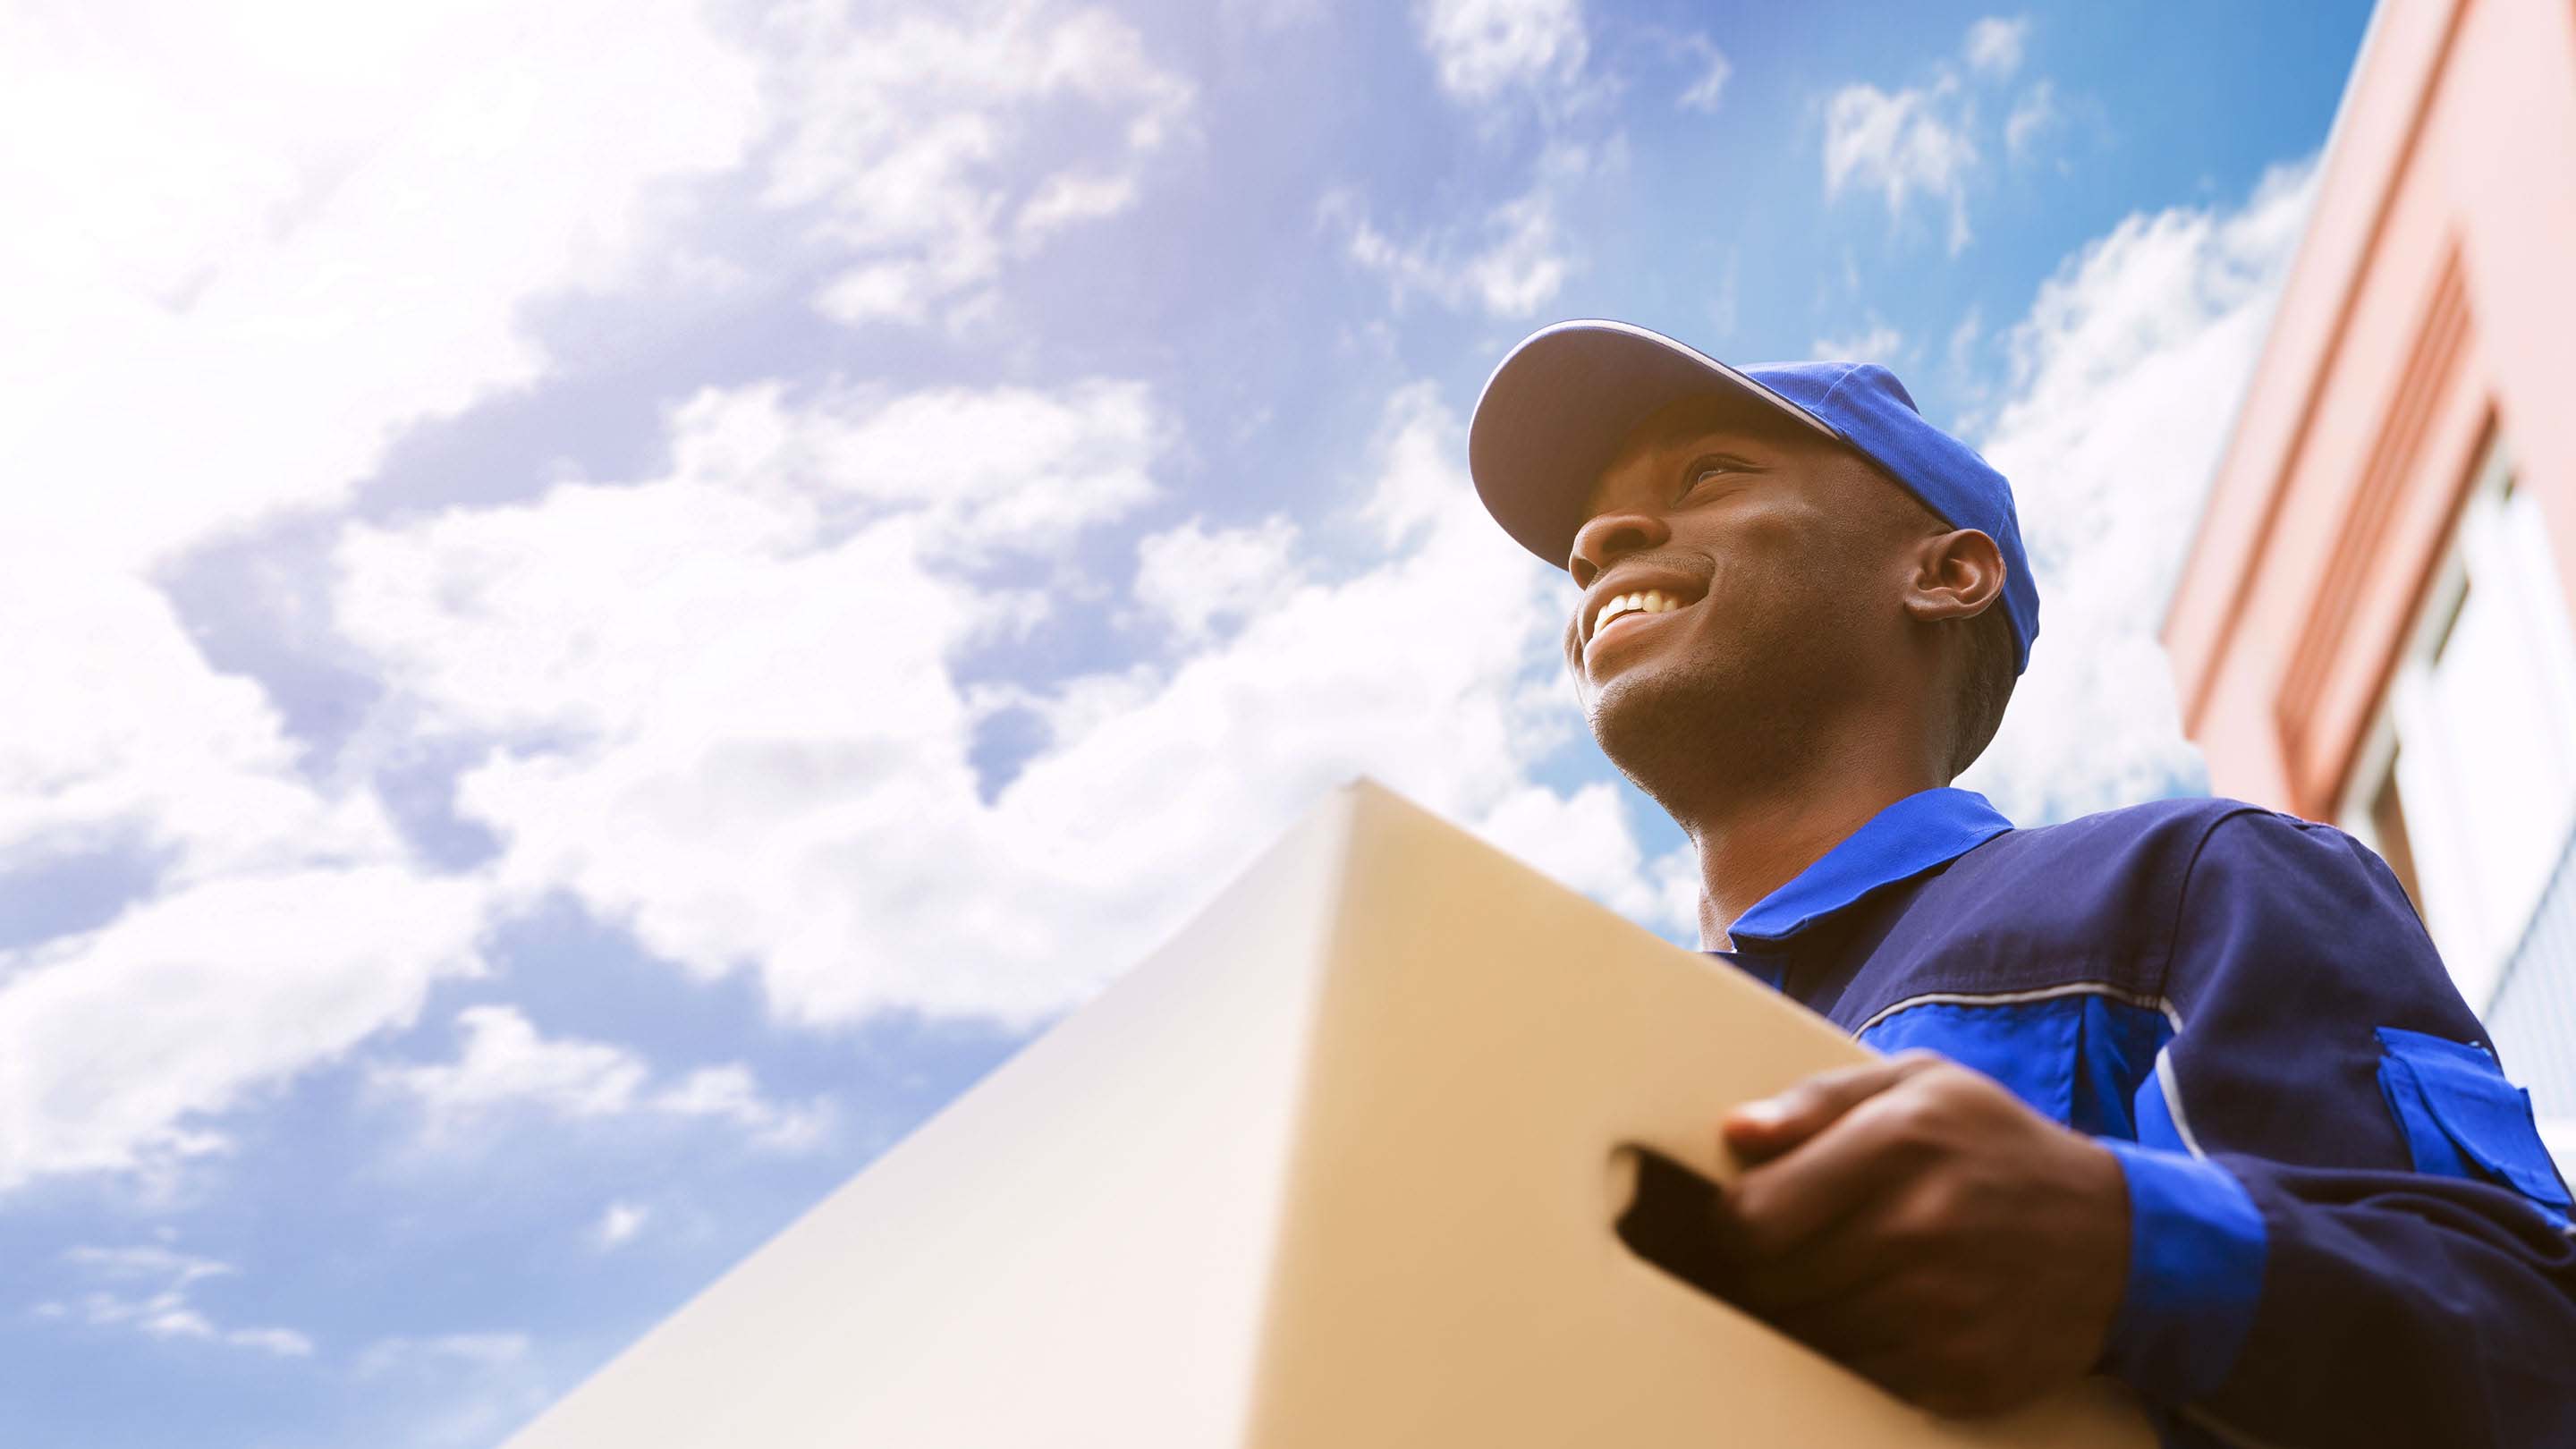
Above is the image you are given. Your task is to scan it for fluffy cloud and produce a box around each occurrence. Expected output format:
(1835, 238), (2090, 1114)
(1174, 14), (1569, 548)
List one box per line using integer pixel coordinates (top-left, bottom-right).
(1821, 16), (2063, 251)
(1133, 516), (1305, 642)
(0, 866), (487, 1191)
(1414, 0), (1589, 105)
(375, 1006), (828, 1151)
(1329, 143), (1597, 318)
(1959, 162), (2318, 822)
(765, 0), (1193, 327)
(0, 0), (1217, 1195)
(0, 0), (760, 570)
(1360, 0), (1599, 318)
(1478, 782), (1700, 934)
(1824, 77), (1979, 254)
(335, 376), (1671, 1025)
(1964, 16), (2030, 79)
(0, 0), (767, 1197)
(376, 1008), (647, 1125)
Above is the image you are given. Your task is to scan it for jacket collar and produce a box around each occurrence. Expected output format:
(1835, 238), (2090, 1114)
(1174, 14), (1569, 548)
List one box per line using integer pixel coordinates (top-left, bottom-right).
(1725, 786), (2013, 949)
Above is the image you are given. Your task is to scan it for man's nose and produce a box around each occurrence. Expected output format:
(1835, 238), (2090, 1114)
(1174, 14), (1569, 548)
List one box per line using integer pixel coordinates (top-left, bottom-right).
(1568, 508), (1670, 589)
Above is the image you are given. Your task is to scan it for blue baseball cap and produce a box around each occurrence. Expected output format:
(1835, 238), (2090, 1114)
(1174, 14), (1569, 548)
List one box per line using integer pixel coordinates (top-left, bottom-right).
(1468, 318), (2039, 674)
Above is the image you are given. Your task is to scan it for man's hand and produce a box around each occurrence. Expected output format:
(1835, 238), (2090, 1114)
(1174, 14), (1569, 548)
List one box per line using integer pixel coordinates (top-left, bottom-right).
(1716, 1050), (2131, 1418)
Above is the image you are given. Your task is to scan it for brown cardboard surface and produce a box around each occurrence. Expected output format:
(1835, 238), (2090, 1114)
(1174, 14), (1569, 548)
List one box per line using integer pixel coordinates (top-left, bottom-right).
(504, 780), (2152, 1447)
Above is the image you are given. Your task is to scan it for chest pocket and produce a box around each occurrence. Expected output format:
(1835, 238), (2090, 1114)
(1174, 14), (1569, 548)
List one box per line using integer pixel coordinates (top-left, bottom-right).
(2375, 1026), (2572, 1227)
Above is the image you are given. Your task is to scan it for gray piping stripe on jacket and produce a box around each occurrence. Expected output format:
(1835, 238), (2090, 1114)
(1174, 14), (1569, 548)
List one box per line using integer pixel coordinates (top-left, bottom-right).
(1851, 979), (2183, 1038)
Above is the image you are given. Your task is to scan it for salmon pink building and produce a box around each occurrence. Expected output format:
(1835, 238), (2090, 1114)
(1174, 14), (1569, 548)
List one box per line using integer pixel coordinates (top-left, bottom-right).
(2165, 0), (2576, 1133)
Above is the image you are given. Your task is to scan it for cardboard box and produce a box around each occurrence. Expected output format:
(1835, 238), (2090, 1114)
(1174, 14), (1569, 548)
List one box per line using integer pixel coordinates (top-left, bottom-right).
(505, 780), (2152, 1447)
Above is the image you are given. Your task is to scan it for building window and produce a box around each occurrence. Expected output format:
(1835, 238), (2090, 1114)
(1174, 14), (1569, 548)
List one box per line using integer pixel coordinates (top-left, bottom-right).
(2339, 438), (2576, 1011)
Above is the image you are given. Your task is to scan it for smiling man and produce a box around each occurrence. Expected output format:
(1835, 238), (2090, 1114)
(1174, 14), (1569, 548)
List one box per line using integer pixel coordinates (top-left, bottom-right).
(1469, 320), (2576, 1447)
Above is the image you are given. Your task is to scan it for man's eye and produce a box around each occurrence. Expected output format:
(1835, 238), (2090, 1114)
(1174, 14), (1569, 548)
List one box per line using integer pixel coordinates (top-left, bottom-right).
(1682, 458), (1752, 497)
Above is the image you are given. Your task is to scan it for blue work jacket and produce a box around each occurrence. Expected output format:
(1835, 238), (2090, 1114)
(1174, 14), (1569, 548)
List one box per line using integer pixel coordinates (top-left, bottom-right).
(1713, 786), (2576, 1447)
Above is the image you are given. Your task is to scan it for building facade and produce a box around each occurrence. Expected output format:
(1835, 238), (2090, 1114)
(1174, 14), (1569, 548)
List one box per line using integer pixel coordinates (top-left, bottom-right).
(2163, 0), (2576, 1146)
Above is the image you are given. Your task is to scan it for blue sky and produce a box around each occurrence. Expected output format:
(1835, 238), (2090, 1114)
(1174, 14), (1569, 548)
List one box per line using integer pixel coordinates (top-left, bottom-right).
(0, 1), (2368, 1443)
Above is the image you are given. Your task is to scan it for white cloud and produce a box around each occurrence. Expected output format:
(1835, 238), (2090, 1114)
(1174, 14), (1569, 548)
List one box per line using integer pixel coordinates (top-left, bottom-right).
(1372, 0), (1601, 322)
(1478, 782), (1700, 932)
(335, 376), (1682, 1026)
(1958, 161), (2318, 823)
(0, 868), (487, 1191)
(1822, 17), (2050, 251)
(2006, 80), (2059, 160)
(377, 1007), (646, 1125)
(766, 0), (1193, 328)
(55, 1242), (312, 1357)
(592, 1201), (651, 1250)
(655, 1065), (831, 1151)
(375, 1007), (826, 1151)
(339, 376), (1164, 735)
(1331, 144), (1594, 318)
(1823, 77), (1979, 254)
(1134, 516), (1305, 642)
(1016, 171), (1143, 244)
(1964, 16), (2029, 79)
(1675, 36), (1733, 114)
(63, 1244), (233, 1286)
(231, 1327), (321, 1356)
(0, 0), (767, 1198)
(0, 0), (761, 571)
(0, 0), (1191, 1192)
(1810, 321), (1907, 366)
(1414, 0), (1588, 105)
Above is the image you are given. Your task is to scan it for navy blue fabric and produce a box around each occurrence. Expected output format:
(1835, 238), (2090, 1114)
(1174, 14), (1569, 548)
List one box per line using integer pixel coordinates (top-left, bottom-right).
(1710, 787), (2576, 1448)
(1465, 321), (2041, 672)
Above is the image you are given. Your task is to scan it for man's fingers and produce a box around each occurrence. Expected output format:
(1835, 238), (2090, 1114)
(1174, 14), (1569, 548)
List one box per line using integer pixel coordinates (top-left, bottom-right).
(1722, 1051), (1942, 1164)
(1727, 1202), (1901, 1318)
(1721, 1075), (1943, 1257)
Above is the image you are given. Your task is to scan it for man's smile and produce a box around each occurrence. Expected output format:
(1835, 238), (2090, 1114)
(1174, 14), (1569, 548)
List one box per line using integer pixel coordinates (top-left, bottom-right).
(1590, 587), (1690, 642)
(1580, 568), (1710, 667)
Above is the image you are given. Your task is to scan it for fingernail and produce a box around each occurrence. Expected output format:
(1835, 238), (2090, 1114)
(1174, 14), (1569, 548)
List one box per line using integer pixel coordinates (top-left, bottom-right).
(1734, 1098), (1785, 1128)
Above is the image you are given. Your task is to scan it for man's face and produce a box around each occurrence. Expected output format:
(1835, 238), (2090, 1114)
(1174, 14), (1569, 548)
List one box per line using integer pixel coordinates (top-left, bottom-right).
(1564, 396), (1925, 795)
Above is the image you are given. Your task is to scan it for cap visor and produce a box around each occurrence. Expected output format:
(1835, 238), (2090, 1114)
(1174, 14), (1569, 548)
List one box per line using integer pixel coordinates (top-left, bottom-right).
(1467, 320), (1840, 568)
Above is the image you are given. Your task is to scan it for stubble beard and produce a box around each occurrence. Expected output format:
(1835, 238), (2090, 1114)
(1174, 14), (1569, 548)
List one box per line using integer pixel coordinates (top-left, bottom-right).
(1584, 644), (1820, 829)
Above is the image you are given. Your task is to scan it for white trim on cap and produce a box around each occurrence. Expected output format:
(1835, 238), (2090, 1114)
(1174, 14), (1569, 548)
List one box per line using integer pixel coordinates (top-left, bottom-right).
(1472, 318), (1848, 443)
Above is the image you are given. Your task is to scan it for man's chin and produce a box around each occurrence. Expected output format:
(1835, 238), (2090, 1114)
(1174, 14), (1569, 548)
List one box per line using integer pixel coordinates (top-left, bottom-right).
(1585, 660), (1716, 794)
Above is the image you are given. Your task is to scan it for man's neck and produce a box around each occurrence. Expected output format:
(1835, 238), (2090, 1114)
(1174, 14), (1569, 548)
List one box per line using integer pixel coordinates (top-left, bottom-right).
(1680, 758), (1948, 952)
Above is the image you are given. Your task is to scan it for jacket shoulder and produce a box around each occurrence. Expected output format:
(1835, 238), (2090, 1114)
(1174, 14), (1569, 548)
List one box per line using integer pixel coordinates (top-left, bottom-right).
(2003, 793), (2283, 861)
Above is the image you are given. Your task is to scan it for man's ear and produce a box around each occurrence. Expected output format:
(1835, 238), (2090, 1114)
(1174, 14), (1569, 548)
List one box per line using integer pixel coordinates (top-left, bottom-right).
(1902, 528), (2005, 623)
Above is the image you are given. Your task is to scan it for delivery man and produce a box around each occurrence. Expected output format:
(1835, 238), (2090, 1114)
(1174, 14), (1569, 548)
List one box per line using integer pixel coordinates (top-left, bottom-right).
(1467, 319), (2576, 1447)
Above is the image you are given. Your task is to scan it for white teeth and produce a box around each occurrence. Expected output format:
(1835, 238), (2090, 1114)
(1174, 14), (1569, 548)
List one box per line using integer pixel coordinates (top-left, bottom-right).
(1591, 588), (1690, 641)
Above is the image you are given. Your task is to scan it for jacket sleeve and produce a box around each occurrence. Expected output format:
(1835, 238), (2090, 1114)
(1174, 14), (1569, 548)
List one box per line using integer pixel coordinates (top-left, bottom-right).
(2093, 808), (2576, 1448)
